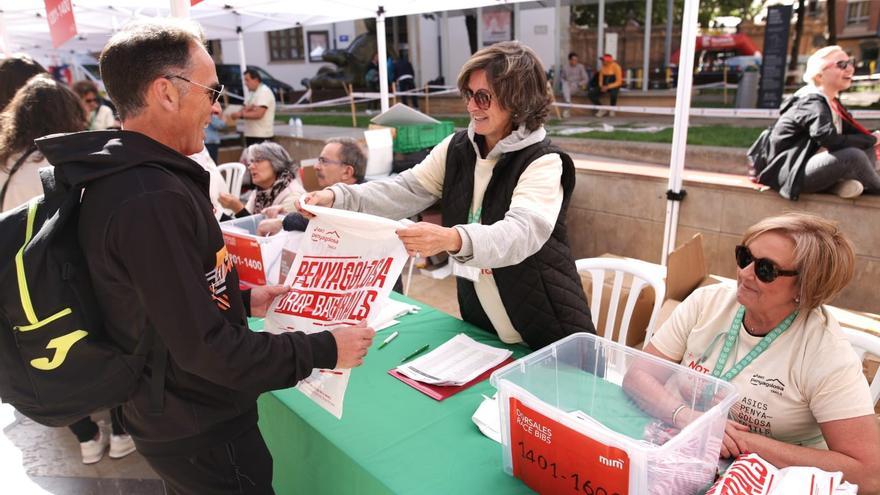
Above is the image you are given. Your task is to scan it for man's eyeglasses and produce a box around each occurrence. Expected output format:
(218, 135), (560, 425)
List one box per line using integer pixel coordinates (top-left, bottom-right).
(317, 156), (346, 166)
(462, 89), (493, 111)
(165, 74), (224, 104)
(827, 59), (855, 70)
(734, 245), (798, 283)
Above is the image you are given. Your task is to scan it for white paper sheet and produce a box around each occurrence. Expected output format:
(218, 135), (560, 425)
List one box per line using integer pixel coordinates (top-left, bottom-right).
(396, 334), (512, 386)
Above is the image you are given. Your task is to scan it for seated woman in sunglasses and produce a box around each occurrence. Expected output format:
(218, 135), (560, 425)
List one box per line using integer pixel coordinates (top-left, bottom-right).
(299, 41), (594, 350)
(628, 213), (879, 491)
(752, 45), (880, 200)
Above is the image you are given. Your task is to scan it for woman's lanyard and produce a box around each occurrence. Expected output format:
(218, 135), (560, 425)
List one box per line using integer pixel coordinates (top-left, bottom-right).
(708, 306), (798, 382)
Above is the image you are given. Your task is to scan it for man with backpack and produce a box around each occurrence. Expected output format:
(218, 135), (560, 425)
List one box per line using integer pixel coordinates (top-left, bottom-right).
(31, 19), (374, 494)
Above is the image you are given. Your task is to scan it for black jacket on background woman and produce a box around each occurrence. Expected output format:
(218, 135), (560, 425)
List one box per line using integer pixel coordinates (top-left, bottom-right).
(751, 87), (876, 200)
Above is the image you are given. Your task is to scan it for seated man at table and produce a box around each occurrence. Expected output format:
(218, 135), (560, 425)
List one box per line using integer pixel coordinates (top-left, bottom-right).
(257, 137), (366, 236)
(36, 19), (375, 494)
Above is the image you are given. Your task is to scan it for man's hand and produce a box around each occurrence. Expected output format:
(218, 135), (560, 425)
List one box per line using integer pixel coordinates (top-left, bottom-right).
(219, 192), (244, 213)
(296, 190), (335, 218)
(396, 223), (462, 257)
(257, 218), (284, 236)
(249, 285), (289, 317)
(331, 323), (375, 368)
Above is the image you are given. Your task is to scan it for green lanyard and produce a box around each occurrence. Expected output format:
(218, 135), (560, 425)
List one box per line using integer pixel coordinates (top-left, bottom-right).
(710, 306), (798, 382)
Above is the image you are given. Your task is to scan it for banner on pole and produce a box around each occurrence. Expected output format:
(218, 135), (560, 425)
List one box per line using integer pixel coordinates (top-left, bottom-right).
(44, 0), (77, 49)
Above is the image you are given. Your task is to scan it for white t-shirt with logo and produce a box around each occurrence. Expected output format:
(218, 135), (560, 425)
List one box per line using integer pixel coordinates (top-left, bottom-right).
(244, 83), (276, 138)
(650, 284), (873, 448)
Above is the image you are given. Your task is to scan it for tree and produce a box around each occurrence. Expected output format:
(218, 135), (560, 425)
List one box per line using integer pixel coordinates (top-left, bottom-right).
(827, 0), (837, 44)
(571, 0), (766, 29)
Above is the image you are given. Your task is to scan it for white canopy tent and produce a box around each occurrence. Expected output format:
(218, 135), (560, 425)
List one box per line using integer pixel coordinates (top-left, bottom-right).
(2, 0), (700, 262)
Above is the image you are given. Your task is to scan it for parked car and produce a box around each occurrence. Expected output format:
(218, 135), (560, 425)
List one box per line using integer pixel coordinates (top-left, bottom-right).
(215, 64), (294, 102)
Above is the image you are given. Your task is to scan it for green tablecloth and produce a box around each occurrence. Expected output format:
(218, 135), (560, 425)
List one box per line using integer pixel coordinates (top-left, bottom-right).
(252, 294), (533, 494)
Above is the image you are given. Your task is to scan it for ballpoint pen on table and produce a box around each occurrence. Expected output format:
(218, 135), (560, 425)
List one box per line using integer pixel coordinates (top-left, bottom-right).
(377, 331), (399, 350)
(399, 344), (430, 363)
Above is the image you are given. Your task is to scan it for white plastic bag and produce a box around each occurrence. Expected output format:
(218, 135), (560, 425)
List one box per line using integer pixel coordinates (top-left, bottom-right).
(265, 203), (409, 418)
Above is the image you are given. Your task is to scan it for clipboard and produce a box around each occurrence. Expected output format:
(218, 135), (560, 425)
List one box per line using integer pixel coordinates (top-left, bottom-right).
(388, 357), (514, 401)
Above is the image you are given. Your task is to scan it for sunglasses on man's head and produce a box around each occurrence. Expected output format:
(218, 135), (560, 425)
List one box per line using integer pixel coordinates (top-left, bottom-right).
(461, 89), (493, 111)
(734, 245), (798, 283)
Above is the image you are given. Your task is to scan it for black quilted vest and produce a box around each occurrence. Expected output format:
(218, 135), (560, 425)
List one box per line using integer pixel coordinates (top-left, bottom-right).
(442, 130), (595, 350)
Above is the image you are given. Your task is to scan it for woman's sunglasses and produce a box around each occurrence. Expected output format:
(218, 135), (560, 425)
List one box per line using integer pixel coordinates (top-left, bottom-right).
(735, 245), (798, 283)
(827, 59), (855, 70)
(462, 89), (492, 111)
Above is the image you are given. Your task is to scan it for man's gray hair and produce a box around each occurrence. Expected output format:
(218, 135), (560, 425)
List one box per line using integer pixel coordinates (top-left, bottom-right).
(245, 141), (296, 176)
(326, 137), (367, 182)
(99, 18), (205, 120)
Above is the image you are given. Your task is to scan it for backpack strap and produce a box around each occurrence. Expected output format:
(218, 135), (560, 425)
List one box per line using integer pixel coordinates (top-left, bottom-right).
(1, 145), (38, 208)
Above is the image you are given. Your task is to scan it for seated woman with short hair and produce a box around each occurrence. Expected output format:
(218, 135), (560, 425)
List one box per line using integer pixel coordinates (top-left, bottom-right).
(624, 213), (880, 493)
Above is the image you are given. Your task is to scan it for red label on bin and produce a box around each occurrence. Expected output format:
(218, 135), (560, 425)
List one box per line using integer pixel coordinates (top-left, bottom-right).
(509, 398), (630, 495)
(222, 232), (266, 286)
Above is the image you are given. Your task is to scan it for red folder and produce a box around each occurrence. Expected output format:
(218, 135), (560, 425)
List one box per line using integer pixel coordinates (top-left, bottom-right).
(388, 357), (514, 401)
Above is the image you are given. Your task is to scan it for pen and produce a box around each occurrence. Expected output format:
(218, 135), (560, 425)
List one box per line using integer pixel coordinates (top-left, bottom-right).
(377, 331), (399, 350)
(399, 344), (430, 363)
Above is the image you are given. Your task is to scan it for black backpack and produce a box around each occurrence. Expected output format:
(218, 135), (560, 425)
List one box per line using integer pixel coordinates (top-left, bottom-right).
(0, 165), (164, 427)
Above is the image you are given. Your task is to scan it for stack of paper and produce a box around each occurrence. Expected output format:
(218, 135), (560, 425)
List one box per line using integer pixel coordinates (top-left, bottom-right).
(372, 299), (420, 331)
(396, 334), (512, 386)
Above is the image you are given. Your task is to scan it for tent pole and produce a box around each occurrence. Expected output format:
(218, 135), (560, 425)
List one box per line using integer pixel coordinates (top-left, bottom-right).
(642, 0), (652, 92)
(597, 0), (605, 65)
(169, 0), (190, 18)
(376, 6), (390, 113)
(237, 26), (249, 103)
(661, 0), (700, 265)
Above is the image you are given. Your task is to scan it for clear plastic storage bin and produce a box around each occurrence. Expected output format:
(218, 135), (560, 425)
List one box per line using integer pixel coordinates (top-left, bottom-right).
(490, 333), (738, 495)
(219, 214), (300, 286)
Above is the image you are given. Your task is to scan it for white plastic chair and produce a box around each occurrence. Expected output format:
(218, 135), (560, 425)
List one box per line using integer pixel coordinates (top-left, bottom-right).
(217, 162), (247, 198)
(841, 327), (880, 406)
(576, 257), (665, 348)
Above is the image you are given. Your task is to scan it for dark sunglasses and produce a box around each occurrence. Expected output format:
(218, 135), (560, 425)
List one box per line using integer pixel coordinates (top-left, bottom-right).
(84, 98), (97, 103)
(735, 245), (798, 283)
(165, 74), (224, 104)
(462, 89), (492, 111)
(828, 59), (855, 70)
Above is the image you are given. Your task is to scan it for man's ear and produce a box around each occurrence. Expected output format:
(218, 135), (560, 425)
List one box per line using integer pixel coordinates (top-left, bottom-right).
(150, 77), (179, 112)
(343, 165), (355, 181)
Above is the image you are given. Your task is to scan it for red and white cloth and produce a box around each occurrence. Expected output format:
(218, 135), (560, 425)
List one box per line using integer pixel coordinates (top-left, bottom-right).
(705, 453), (857, 495)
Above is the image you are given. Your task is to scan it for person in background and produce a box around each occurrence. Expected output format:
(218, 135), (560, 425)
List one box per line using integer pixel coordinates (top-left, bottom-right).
(188, 146), (226, 221)
(219, 141), (305, 217)
(625, 213), (879, 492)
(299, 41), (596, 350)
(365, 53), (381, 113)
(257, 137), (366, 236)
(72, 80), (118, 130)
(0, 75), (136, 464)
(0, 54), (46, 110)
(0, 76), (85, 211)
(394, 51), (419, 109)
(753, 45), (880, 200)
(560, 52), (589, 118)
(233, 68), (275, 145)
(204, 105), (226, 163)
(589, 54), (623, 117)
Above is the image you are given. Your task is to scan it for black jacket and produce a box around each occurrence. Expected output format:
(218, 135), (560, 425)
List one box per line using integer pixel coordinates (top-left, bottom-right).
(756, 90), (876, 200)
(442, 131), (595, 350)
(36, 130), (337, 456)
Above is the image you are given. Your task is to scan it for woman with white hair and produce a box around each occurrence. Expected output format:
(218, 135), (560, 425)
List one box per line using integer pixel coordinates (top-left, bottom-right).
(752, 45), (880, 200)
(219, 141), (306, 217)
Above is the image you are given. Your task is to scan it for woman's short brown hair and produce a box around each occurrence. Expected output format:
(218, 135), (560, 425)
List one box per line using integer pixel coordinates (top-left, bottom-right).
(742, 213), (855, 310)
(456, 41), (551, 132)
